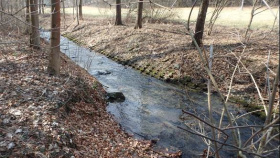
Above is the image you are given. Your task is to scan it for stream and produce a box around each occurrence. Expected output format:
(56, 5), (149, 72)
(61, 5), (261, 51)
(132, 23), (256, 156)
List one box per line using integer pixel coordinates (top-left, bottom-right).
(40, 32), (277, 158)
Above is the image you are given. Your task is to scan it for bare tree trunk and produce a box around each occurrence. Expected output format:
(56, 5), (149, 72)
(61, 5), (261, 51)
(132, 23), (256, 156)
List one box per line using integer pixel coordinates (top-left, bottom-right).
(48, 0), (61, 75)
(73, 0), (75, 19)
(240, 0), (244, 10)
(25, 0), (30, 35)
(42, 0), (44, 14)
(79, 0), (83, 20)
(0, 0), (3, 20)
(30, 0), (40, 49)
(134, 0), (143, 29)
(115, 0), (122, 25)
(38, 0), (41, 14)
(76, 0), (79, 25)
(193, 0), (209, 46)
(62, 0), (65, 20)
(62, 0), (65, 28)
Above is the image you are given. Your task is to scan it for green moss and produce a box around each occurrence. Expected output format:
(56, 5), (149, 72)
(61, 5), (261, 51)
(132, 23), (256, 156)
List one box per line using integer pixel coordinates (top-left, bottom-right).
(229, 96), (267, 120)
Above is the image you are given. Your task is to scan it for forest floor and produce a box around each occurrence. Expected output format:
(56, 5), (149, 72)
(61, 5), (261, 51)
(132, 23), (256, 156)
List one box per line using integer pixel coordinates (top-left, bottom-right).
(0, 26), (181, 157)
(40, 15), (279, 117)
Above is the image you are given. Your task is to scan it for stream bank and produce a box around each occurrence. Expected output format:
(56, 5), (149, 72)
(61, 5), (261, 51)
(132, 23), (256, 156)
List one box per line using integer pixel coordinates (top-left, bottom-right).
(40, 31), (279, 158)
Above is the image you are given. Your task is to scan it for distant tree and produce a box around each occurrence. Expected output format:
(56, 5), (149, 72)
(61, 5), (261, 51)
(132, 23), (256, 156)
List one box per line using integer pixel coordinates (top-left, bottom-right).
(79, 0), (83, 20)
(62, 0), (65, 20)
(192, 0), (209, 46)
(240, 0), (245, 10)
(207, 0), (229, 35)
(0, 0), (3, 20)
(25, 0), (30, 34)
(134, 0), (143, 29)
(38, 0), (41, 14)
(42, 0), (44, 14)
(30, 0), (40, 49)
(115, 0), (122, 25)
(76, 0), (79, 25)
(48, 0), (61, 75)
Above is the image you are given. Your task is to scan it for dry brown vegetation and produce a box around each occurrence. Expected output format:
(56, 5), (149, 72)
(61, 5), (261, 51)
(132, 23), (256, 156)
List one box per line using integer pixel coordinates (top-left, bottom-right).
(40, 15), (279, 107)
(0, 25), (181, 157)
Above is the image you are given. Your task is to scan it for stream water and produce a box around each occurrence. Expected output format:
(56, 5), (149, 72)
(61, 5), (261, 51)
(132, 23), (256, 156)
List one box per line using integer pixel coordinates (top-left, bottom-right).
(40, 32), (277, 158)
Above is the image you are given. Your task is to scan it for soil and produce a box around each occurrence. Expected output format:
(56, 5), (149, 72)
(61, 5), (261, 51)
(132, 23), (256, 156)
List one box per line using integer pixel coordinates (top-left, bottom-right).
(0, 25), (181, 157)
(40, 15), (279, 112)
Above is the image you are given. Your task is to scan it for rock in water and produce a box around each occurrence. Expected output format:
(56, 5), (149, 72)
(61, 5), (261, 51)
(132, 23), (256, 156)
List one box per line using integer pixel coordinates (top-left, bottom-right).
(96, 70), (111, 75)
(106, 92), (125, 103)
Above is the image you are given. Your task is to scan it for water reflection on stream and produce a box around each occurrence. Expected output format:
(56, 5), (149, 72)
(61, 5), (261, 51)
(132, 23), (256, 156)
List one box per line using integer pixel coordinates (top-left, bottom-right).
(40, 32), (274, 158)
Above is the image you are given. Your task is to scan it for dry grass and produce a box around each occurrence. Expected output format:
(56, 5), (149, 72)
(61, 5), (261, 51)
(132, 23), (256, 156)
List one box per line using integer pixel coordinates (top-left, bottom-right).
(45, 6), (279, 28)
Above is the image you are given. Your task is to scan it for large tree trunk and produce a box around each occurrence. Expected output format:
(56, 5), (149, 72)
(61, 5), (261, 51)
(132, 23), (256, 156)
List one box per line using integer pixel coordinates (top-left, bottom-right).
(25, 0), (30, 34)
(30, 0), (40, 49)
(134, 0), (143, 29)
(48, 0), (61, 75)
(192, 0), (209, 46)
(115, 0), (122, 25)
(79, 0), (83, 20)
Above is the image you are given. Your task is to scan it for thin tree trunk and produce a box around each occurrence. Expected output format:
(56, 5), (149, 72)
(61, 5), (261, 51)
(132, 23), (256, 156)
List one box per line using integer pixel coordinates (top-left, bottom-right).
(76, 0), (79, 25)
(240, 0), (244, 10)
(30, 0), (40, 49)
(115, 0), (122, 25)
(42, 0), (44, 14)
(62, 0), (65, 20)
(25, 0), (30, 35)
(38, 0), (41, 14)
(134, 0), (143, 29)
(48, 0), (61, 75)
(73, 0), (75, 18)
(79, 0), (83, 20)
(62, 0), (65, 28)
(1, 0), (3, 20)
(208, 45), (220, 158)
(193, 0), (209, 46)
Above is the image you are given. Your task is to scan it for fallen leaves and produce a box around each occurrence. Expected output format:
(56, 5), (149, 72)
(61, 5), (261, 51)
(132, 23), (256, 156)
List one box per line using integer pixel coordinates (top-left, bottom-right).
(0, 23), (180, 157)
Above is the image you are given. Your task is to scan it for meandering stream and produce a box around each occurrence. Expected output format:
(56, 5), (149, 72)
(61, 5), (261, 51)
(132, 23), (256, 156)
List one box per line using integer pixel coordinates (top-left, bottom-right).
(40, 32), (275, 158)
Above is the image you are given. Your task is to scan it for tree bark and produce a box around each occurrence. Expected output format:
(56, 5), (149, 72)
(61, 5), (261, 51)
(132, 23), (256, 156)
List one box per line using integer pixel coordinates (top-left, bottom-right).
(240, 0), (244, 10)
(134, 0), (143, 29)
(115, 0), (122, 25)
(25, 0), (30, 34)
(1, 0), (3, 20)
(193, 0), (209, 46)
(42, 0), (45, 14)
(76, 0), (79, 25)
(30, 0), (40, 49)
(38, 0), (41, 14)
(73, 0), (75, 18)
(79, 0), (83, 20)
(48, 0), (61, 75)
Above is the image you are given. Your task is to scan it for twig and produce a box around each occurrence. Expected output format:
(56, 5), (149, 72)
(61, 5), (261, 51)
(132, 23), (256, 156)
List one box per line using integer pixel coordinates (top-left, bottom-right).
(231, 52), (268, 115)
(243, 117), (279, 148)
(187, 29), (239, 147)
(186, 0), (197, 31)
(177, 126), (265, 158)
